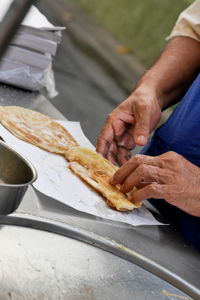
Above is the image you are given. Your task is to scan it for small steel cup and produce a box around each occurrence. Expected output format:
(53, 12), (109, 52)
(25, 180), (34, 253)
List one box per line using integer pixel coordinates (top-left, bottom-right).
(0, 140), (37, 214)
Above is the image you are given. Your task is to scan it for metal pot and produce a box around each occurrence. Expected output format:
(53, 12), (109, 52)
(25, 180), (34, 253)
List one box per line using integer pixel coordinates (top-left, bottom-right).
(0, 140), (37, 214)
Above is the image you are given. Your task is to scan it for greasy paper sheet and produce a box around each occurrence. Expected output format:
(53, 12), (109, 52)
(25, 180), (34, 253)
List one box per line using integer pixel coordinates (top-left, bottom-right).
(0, 121), (162, 226)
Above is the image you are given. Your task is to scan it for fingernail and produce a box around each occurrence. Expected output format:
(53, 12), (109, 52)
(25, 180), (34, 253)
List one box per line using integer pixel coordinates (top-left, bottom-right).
(109, 177), (115, 185)
(128, 194), (132, 201)
(136, 135), (146, 144)
(97, 151), (104, 157)
(118, 140), (125, 147)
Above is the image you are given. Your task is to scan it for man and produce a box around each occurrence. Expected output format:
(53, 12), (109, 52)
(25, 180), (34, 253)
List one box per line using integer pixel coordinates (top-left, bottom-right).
(96, 0), (200, 251)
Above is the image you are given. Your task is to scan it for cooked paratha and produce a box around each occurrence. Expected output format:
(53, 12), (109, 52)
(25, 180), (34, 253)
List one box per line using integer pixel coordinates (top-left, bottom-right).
(0, 106), (140, 211)
(66, 147), (140, 211)
(0, 106), (78, 154)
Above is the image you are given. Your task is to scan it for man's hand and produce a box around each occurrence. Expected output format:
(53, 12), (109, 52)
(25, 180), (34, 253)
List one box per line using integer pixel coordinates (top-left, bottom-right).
(96, 88), (161, 166)
(110, 151), (200, 217)
(97, 37), (200, 166)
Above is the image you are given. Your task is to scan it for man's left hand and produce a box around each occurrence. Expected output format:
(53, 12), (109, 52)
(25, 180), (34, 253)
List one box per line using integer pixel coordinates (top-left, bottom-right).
(110, 151), (200, 217)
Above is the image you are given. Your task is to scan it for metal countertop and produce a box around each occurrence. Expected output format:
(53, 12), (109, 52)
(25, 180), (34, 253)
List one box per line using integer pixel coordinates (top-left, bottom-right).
(0, 84), (199, 300)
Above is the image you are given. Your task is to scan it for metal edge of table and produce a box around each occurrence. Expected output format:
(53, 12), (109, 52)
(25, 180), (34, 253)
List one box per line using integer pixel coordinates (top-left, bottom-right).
(0, 212), (198, 299)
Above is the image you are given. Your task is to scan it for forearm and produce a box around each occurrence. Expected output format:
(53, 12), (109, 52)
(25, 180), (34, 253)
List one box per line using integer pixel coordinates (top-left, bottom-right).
(135, 37), (200, 110)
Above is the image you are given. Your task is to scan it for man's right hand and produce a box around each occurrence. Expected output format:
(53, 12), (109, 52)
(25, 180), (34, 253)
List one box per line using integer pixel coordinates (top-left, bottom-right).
(96, 87), (162, 166)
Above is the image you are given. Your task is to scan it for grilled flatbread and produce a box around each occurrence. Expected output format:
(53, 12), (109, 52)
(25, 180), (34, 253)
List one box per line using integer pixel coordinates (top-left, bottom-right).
(0, 106), (140, 211)
(66, 147), (140, 211)
(0, 106), (78, 154)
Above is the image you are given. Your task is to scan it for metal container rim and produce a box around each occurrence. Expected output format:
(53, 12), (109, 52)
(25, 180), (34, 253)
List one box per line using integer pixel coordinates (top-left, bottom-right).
(0, 140), (37, 187)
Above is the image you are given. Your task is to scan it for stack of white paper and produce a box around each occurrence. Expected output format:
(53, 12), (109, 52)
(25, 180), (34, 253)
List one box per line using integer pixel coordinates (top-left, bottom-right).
(0, 1), (65, 97)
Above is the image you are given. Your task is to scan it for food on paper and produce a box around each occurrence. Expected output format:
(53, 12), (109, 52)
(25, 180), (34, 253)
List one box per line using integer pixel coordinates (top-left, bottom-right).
(0, 106), (78, 154)
(66, 147), (140, 211)
(0, 106), (140, 212)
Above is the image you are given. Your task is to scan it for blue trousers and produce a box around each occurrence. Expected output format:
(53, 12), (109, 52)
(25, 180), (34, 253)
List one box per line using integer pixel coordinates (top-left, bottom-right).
(141, 74), (200, 252)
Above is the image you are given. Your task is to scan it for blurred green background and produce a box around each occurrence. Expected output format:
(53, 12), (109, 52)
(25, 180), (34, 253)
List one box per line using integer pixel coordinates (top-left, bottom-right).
(75, 0), (194, 66)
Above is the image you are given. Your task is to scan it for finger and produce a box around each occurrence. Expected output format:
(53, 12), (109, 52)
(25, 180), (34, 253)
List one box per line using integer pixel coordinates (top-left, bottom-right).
(106, 141), (118, 165)
(117, 147), (131, 166)
(96, 122), (114, 157)
(110, 154), (147, 185)
(97, 106), (135, 156)
(128, 183), (166, 203)
(112, 119), (127, 138)
(116, 128), (135, 150)
(121, 164), (164, 193)
(110, 154), (163, 185)
(133, 103), (151, 145)
(110, 110), (135, 139)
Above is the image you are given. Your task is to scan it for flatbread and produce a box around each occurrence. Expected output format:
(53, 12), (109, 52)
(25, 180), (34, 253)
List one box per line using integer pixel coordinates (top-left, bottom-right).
(0, 106), (140, 211)
(0, 106), (78, 154)
(65, 146), (118, 176)
(66, 147), (140, 211)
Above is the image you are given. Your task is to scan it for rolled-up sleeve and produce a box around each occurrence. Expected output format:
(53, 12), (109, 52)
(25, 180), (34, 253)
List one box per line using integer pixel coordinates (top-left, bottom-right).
(167, 0), (200, 42)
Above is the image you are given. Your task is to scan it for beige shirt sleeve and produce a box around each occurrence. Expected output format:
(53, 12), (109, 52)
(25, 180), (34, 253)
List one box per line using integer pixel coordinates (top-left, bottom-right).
(167, 0), (200, 42)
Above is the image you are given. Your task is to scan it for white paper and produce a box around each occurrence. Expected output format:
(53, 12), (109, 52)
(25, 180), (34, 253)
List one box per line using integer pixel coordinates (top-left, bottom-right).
(0, 0), (65, 30)
(0, 121), (162, 226)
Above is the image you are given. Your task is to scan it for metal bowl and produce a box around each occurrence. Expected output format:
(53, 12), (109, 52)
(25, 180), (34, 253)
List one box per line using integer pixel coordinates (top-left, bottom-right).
(0, 140), (37, 214)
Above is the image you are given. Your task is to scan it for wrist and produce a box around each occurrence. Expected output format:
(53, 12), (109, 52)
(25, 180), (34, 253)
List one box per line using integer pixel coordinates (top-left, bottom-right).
(134, 75), (164, 110)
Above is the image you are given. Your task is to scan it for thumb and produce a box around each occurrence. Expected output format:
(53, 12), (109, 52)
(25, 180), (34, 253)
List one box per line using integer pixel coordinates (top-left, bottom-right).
(133, 111), (151, 146)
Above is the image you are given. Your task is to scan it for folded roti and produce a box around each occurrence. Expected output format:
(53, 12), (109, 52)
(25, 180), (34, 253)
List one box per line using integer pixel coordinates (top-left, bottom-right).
(0, 106), (78, 154)
(66, 147), (140, 211)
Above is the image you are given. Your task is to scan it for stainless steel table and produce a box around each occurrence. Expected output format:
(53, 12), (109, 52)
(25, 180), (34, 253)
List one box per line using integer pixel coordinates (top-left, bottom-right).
(0, 84), (199, 300)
